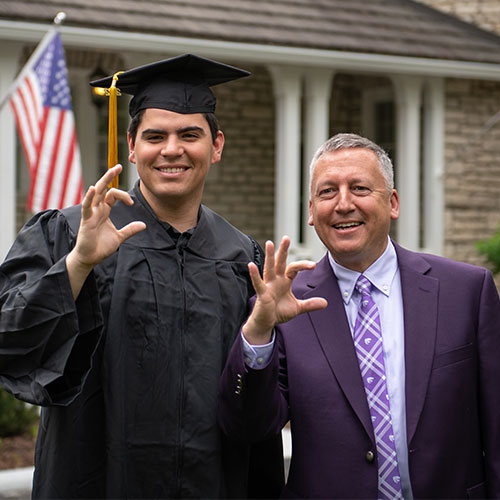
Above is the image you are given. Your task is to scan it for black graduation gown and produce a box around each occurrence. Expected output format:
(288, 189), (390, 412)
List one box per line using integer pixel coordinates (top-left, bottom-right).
(0, 186), (284, 499)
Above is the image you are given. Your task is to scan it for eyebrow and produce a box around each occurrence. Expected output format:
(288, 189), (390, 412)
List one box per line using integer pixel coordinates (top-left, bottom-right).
(178, 126), (206, 136)
(140, 126), (206, 137)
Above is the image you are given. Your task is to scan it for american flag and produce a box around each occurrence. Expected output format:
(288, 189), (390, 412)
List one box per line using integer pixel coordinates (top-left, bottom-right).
(9, 30), (83, 212)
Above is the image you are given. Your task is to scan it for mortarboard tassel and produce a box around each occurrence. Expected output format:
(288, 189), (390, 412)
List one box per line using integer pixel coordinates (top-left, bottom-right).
(107, 71), (123, 189)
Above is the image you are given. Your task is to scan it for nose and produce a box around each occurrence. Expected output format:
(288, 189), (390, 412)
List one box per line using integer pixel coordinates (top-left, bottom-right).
(161, 136), (183, 157)
(335, 187), (354, 213)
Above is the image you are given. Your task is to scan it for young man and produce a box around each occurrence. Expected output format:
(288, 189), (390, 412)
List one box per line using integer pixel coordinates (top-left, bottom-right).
(218, 133), (500, 499)
(0, 54), (283, 499)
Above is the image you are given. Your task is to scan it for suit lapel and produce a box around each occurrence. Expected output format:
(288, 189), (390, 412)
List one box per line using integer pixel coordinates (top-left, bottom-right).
(304, 247), (440, 446)
(303, 257), (375, 442)
(395, 244), (439, 445)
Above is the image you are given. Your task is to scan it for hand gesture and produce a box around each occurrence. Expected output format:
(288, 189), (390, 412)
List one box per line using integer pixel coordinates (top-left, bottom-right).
(66, 165), (146, 298)
(243, 236), (328, 345)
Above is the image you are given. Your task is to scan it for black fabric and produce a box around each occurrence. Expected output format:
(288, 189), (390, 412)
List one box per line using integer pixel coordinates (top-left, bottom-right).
(90, 53), (250, 116)
(0, 188), (283, 499)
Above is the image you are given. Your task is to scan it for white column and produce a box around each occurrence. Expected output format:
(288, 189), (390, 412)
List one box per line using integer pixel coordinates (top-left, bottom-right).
(268, 65), (303, 255)
(422, 77), (445, 255)
(71, 68), (100, 188)
(392, 75), (423, 251)
(0, 41), (22, 261)
(302, 68), (334, 261)
(122, 53), (149, 189)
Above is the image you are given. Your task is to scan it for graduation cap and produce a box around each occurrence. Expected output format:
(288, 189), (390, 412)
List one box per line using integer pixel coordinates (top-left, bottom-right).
(90, 54), (249, 188)
(90, 53), (250, 117)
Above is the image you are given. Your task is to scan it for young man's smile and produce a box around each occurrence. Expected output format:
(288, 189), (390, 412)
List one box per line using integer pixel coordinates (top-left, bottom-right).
(128, 108), (224, 217)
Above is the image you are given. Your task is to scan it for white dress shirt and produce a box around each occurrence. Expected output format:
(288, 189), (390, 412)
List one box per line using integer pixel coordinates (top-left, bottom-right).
(242, 238), (413, 498)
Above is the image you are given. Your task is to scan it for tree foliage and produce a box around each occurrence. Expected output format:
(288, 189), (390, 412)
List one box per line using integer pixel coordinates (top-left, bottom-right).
(0, 388), (39, 438)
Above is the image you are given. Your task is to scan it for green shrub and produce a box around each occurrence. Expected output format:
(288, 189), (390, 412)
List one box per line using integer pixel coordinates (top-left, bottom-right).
(0, 388), (39, 438)
(476, 227), (500, 275)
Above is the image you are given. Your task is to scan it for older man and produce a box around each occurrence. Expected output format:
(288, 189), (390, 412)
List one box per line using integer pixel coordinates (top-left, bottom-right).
(218, 133), (500, 499)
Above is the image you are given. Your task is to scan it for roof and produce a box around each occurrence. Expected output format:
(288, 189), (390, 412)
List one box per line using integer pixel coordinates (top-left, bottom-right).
(2, 0), (500, 65)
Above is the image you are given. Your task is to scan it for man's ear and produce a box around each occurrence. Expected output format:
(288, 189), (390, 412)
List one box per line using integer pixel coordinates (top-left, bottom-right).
(211, 130), (225, 165)
(127, 133), (136, 164)
(308, 199), (314, 226)
(390, 189), (400, 220)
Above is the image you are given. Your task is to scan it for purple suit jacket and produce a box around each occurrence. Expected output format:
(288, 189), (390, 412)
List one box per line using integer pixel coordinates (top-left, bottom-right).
(218, 243), (500, 499)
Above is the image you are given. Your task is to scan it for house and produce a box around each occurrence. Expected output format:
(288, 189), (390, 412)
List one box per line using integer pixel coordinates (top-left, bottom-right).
(1, 0), (500, 270)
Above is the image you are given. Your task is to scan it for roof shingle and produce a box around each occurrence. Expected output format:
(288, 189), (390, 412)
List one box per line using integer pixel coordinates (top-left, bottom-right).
(2, 0), (500, 64)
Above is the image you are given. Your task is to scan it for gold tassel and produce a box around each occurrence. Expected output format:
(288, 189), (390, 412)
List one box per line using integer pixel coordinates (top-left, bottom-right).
(106, 72), (123, 189)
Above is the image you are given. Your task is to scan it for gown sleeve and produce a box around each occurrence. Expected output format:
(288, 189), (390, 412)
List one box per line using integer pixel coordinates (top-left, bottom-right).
(0, 210), (103, 406)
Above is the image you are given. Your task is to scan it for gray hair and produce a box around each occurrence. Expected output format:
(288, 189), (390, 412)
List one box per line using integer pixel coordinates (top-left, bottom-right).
(309, 133), (394, 193)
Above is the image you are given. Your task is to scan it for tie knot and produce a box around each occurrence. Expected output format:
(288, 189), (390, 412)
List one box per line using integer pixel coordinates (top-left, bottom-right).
(355, 275), (372, 297)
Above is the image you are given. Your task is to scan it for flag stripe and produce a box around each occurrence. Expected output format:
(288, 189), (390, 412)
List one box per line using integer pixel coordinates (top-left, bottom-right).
(47, 112), (74, 209)
(10, 98), (35, 174)
(9, 30), (83, 213)
(28, 107), (52, 210)
(11, 92), (37, 171)
(42, 109), (66, 210)
(23, 75), (43, 141)
(14, 88), (37, 166)
(70, 151), (84, 206)
(25, 75), (43, 122)
(30, 108), (59, 211)
(13, 74), (44, 171)
(58, 126), (77, 208)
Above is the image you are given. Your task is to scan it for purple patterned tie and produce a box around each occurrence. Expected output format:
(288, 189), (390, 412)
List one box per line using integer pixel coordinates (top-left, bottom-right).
(353, 275), (403, 499)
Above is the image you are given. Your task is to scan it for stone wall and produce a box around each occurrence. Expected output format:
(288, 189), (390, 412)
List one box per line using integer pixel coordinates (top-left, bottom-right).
(330, 74), (363, 135)
(444, 78), (500, 265)
(416, 1), (500, 276)
(204, 65), (275, 247)
(415, 0), (500, 34)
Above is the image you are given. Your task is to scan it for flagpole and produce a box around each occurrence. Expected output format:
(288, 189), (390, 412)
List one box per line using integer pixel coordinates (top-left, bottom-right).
(0, 12), (67, 112)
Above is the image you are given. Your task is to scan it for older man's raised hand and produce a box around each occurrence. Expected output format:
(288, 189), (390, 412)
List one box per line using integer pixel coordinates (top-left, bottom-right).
(243, 236), (328, 345)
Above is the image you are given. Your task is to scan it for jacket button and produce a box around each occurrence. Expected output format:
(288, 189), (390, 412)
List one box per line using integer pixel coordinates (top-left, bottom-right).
(365, 451), (375, 463)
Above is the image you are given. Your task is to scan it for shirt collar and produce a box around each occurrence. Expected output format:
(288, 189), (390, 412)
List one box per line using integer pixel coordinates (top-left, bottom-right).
(133, 179), (198, 244)
(328, 237), (399, 305)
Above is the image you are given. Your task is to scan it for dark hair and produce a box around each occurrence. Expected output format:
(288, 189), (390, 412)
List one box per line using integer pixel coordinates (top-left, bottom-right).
(127, 109), (146, 145)
(203, 113), (220, 143)
(127, 110), (220, 144)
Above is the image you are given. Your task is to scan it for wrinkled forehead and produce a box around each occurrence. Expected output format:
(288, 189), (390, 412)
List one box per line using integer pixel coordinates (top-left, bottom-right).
(310, 148), (388, 191)
(313, 148), (380, 175)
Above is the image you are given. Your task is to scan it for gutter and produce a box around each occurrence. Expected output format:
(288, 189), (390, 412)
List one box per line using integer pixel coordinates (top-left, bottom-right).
(1, 19), (500, 80)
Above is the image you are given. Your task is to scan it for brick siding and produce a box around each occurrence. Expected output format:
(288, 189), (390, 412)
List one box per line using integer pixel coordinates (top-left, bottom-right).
(416, 0), (500, 276)
(444, 78), (500, 265)
(204, 65), (275, 246)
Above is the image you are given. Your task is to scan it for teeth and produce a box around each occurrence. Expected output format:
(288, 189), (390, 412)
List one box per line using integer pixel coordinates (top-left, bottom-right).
(158, 167), (185, 173)
(334, 222), (361, 229)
